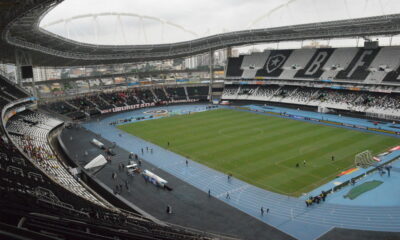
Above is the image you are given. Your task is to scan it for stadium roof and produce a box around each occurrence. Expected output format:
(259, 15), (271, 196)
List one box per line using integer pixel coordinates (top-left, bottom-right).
(2, 0), (400, 67)
(41, 0), (400, 46)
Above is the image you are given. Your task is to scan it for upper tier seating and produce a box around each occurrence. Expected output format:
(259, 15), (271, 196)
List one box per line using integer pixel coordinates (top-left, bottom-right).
(240, 52), (270, 79)
(226, 55), (244, 78)
(320, 48), (358, 80)
(0, 75), (28, 100)
(225, 46), (400, 83)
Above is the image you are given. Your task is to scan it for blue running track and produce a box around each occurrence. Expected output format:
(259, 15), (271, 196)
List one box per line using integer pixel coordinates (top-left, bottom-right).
(84, 104), (400, 240)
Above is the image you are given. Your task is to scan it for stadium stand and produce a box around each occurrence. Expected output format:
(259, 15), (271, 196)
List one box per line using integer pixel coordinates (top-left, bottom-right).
(138, 88), (157, 103)
(3, 1), (400, 239)
(153, 87), (170, 101)
(294, 48), (335, 79)
(0, 72), (220, 240)
(225, 46), (400, 83)
(0, 75), (28, 100)
(240, 52), (270, 79)
(222, 85), (240, 99)
(166, 87), (187, 100)
(88, 94), (114, 110)
(280, 49), (316, 79)
(222, 84), (400, 118)
(100, 91), (127, 107)
(335, 48), (381, 81)
(41, 86), (209, 118)
(187, 86), (209, 100)
(364, 47), (400, 83)
(252, 85), (281, 101)
(47, 101), (75, 115)
(225, 55), (244, 78)
(256, 50), (292, 78)
(320, 48), (358, 80)
(67, 97), (100, 116)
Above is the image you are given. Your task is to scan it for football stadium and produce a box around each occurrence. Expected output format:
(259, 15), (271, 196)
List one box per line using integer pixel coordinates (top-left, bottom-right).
(1, 0), (400, 239)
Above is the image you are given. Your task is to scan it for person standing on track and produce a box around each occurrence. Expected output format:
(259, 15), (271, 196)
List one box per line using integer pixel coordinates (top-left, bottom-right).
(226, 192), (230, 199)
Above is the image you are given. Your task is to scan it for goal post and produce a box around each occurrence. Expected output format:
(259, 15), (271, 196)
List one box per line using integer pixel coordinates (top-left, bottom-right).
(354, 150), (374, 168)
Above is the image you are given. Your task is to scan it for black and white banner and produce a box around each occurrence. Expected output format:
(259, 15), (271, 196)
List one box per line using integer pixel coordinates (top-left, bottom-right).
(336, 48), (381, 80)
(256, 50), (292, 77)
(295, 48), (335, 78)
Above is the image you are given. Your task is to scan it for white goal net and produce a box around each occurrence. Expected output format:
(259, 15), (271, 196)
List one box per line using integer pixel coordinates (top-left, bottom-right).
(354, 150), (375, 168)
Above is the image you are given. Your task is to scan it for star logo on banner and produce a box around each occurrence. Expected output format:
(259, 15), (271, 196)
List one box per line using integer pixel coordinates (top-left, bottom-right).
(266, 54), (286, 73)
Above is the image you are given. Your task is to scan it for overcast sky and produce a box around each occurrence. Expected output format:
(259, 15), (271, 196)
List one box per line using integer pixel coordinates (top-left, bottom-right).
(40, 0), (400, 45)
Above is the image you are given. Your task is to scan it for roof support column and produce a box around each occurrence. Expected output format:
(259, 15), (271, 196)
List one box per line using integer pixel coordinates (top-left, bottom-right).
(208, 49), (214, 102)
(226, 47), (232, 58)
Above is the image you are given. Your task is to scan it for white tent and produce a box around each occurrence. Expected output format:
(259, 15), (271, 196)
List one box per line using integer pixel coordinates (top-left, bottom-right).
(84, 154), (107, 170)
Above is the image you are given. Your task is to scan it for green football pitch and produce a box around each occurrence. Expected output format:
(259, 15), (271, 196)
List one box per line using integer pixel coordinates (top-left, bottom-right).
(117, 109), (398, 196)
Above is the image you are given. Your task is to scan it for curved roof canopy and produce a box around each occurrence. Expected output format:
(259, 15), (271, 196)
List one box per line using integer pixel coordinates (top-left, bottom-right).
(2, 0), (400, 66)
(41, 0), (400, 46)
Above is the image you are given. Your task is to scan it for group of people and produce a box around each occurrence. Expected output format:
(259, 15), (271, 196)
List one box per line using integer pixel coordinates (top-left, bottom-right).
(141, 147), (153, 154)
(112, 165), (133, 195)
(377, 165), (392, 177)
(260, 207), (269, 216)
(21, 136), (58, 174)
(305, 191), (327, 207)
(114, 181), (130, 195)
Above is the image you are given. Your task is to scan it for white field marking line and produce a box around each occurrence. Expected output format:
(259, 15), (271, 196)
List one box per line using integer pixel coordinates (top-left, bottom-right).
(215, 185), (250, 198)
(204, 175), (227, 189)
(183, 168), (217, 183)
(235, 184), (250, 204)
(313, 226), (334, 240)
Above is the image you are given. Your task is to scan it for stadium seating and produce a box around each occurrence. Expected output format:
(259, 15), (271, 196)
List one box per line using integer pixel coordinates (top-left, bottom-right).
(0, 73), (216, 240)
(6, 110), (106, 206)
(364, 47), (400, 83)
(222, 84), (400, 117)
(43, 86), (209, 118)
(186, 86), (209, 100)
(88, 94), (114, 110)
(153, 87), (170, 101)
(240, 52), (270, 79)
(100, 91), (127, 107)
(222, 85), (240, 99)
(0, 75), (28, 101)
(279, 49), (316, 79)
(67, 97), (100, 116)
(320, 48), (358, 80)
(47, 101), (75, 115)
(225, 46), (400, 83)
(166, 87), (187, 100)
